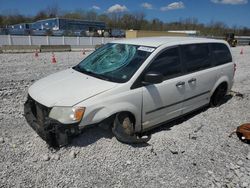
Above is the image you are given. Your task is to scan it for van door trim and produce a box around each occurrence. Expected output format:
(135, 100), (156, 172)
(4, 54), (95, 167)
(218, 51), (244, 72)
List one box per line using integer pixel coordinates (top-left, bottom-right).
(146, 90), (210, 114)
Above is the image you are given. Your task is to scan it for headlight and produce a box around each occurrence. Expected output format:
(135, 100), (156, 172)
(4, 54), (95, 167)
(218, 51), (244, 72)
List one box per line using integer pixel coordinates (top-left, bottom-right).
(49, 106), (85, 124)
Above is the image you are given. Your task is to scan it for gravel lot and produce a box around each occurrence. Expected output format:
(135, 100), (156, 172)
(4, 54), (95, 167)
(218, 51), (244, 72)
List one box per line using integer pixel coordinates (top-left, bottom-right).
(0, 47), (250, 188)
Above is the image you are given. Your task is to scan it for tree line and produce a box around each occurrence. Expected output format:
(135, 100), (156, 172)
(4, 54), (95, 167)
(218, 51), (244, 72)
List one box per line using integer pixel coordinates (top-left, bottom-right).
(0, 7), (250, 36)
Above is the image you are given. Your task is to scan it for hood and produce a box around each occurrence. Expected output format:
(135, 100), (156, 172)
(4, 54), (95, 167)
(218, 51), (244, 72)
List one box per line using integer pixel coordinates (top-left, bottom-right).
(28, 68), (117, 107)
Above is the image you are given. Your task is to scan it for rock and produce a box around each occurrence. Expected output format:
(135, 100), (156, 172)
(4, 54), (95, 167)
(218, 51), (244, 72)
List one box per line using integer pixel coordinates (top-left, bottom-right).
(215, 182), (221, 187)
(234, 169), (243, 178)
(246, 152), (250, 160)
(240, 167), (245, 172)
(126, 160), (132, 165)
(179, 179), (187, 185)
(237, 160), (244, 166)
(52, 154), (60, 160)
(191, 136), (197, 140)
(169, 147), (178, 154)
(210, 158), (215, 162)
(229, 163), (234, 170)
(214, 176), (220, 182)
(42, 154), (50, 161)
(150, 148), (157, 156)
(229, 163), (240, 170)
(208, 170), (213, 175)
(235, 184), (240, 188)
(242, 182), (248, 188)
(69, 151), (76, 159)
(242, 175), (250, 184)
(226, 172), (234, 180)
(27, 143), (33, 148)
(0, 137), (4, 143)
(225, 183), (234, 188)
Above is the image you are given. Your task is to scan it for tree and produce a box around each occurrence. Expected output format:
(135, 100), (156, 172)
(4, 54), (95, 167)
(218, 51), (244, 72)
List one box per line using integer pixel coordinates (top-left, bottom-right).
(0, 7), (249, 36)
(86, 11), (98, 21)
(46, 4), (59, 18)
(34, 11), (48, 21)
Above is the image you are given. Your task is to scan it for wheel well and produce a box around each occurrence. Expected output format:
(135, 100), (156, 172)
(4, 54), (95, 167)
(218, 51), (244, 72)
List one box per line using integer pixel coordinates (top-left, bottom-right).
(116, 111), (136, 125)
(210, 81), (228, 107)
(100, 111), (136, 128)
(213, 82), (228, 96)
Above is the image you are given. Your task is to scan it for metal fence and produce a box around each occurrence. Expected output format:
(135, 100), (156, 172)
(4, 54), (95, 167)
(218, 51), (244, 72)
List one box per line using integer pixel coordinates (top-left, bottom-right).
(235, 36), (250, 45)
(208, 36), (250, 45)
(0, 34), (249, 46)
(0, 35), (119, 46)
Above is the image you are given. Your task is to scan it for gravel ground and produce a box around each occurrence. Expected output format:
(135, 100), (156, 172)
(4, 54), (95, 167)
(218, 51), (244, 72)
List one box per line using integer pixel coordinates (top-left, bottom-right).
(0, 47), (250, 188)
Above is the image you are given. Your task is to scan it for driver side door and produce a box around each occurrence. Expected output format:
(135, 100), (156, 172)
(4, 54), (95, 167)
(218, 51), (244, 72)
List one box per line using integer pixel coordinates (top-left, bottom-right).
(142, 46), (186, 130)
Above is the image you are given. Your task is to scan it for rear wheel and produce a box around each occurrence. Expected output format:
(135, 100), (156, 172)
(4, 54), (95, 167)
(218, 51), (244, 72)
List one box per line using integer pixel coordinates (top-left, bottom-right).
(210, 83), (227, 107)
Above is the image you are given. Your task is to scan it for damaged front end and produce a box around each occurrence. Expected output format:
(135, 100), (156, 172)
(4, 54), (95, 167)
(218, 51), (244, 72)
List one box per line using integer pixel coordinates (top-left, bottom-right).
(24, 95), (80, 147)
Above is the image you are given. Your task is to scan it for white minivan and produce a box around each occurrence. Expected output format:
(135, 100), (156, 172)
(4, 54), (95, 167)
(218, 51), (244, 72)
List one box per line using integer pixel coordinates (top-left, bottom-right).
(24, 37), (235, 147)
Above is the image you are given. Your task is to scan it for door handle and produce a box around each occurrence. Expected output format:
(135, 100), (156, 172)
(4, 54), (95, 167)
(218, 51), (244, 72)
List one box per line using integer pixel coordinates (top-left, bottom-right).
(188, 78), (196, 83)
(176, 81), (185, 87)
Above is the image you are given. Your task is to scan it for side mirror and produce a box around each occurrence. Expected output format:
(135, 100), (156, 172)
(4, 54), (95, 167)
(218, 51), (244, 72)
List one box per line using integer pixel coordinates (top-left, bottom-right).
(143, 71), (163, 85)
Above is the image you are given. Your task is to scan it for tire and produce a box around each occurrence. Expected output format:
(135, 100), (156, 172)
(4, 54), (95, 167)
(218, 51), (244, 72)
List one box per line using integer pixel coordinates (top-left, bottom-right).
(112, 113), (134, 141)
(210, 83), (227, 107)
(112, 113), (151, 144)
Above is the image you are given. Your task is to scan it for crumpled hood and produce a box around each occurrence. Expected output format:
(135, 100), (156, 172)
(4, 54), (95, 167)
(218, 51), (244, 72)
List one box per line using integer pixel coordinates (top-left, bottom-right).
(28, 68), (117, 107)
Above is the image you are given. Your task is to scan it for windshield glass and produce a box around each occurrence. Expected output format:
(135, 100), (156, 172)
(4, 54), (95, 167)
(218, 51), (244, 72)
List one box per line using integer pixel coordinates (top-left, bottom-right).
(73, 43), (154, 83)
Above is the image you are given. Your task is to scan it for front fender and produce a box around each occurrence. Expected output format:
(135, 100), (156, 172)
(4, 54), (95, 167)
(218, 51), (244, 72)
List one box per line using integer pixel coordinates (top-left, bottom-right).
(79, 102), (142, 132)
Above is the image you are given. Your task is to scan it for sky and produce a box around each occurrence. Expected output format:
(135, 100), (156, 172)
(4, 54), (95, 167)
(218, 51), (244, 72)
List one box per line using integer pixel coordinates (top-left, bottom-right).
(0, 0), (249, 27)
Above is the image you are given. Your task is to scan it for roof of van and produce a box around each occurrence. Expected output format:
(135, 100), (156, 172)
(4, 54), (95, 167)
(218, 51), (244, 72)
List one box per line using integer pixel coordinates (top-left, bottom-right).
(113, 37), (226, 47)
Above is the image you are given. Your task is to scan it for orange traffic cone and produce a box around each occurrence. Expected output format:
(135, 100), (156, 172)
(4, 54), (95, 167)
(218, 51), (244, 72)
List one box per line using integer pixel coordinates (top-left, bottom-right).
(82, 49), (85, 55)
(35, 49), (39, 58)
(240, 48), (243, 55)
(51, 53), (57, 63)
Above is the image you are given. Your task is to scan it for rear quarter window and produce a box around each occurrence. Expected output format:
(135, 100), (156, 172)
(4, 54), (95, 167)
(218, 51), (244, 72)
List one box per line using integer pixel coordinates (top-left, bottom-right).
(211, 43), (232, 66)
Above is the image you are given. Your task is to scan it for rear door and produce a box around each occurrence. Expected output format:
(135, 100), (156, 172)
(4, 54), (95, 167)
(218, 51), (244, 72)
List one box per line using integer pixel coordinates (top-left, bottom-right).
(211, 43), (234, 90)
(180, 43), (217, 114)
(142, 47), (185, 130)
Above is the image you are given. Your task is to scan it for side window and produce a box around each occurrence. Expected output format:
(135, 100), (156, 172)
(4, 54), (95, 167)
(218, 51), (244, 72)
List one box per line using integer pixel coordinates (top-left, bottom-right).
(147, 47), (182, 80)
(211, 43), (232, 66)
(181, 44), (211, 73)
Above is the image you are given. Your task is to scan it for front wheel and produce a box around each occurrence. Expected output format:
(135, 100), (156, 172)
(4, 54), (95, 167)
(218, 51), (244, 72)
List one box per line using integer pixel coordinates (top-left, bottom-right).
(210, 84), (227, 107)
(112, 113), (151, 144)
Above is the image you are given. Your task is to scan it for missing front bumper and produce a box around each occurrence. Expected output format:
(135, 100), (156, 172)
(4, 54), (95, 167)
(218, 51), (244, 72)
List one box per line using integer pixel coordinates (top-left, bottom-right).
(24, 97), (80, 147)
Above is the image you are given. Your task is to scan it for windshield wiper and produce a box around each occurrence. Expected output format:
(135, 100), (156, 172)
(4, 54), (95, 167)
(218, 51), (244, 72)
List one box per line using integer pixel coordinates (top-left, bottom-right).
(73, 65), (92, 75)
(90, 72), (110, 81)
